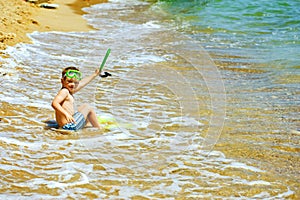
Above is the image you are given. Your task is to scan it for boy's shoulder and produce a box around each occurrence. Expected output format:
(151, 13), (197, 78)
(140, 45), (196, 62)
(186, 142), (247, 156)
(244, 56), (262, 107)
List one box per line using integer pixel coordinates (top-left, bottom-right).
(58, 88), (72, 97)
(60, 87), (69, 93)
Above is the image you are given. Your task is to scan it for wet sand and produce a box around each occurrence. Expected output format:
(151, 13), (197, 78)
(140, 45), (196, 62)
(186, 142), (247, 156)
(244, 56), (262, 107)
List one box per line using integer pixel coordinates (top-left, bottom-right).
(0, 0), (107, 50)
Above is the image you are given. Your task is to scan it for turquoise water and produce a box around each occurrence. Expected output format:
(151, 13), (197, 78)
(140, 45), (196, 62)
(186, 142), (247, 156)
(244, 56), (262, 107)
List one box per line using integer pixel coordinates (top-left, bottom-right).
(153, 0), (300, 66)
(0, 0), (299, 199)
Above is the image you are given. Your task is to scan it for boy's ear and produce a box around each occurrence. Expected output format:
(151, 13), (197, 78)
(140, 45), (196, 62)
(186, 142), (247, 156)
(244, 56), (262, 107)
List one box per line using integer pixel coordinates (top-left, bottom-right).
(61, 78), (64, 84)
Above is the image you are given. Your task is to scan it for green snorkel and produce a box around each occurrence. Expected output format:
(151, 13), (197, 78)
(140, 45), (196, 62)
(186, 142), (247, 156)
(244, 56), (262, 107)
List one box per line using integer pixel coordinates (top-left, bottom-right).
(99, 48), (112, 78)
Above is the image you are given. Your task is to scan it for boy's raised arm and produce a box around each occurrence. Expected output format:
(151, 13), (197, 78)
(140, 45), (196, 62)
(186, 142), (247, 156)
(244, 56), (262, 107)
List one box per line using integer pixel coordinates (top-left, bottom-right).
(74, 69), (100, 93)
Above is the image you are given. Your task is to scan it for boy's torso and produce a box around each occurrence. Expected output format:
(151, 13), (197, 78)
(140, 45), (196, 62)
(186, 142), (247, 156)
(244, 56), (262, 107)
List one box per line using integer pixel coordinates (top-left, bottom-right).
(56, 88), (75, 127)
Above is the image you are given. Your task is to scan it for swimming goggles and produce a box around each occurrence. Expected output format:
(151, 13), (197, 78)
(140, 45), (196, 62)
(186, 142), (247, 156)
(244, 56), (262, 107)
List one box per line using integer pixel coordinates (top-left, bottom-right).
(64, 70), (82, 80)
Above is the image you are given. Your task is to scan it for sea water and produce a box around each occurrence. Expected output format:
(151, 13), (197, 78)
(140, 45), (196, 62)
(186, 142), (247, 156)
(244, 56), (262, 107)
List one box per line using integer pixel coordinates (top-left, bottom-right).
(0, 0), (299, 199)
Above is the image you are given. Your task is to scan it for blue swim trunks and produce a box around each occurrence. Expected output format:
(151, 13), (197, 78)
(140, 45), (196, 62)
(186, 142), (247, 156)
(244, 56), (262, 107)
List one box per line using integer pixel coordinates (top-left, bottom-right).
(62, 112), (86, 131)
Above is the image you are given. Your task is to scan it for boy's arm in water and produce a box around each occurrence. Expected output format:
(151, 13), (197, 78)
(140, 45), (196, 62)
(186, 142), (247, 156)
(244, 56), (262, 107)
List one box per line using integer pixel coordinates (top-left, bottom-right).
(74, 69), (100, 93)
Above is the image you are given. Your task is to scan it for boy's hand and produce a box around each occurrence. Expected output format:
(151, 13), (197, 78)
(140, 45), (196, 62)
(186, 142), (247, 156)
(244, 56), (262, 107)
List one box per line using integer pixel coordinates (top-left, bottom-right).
(95, 69), (100, 75)
(65, 113), (75, 123)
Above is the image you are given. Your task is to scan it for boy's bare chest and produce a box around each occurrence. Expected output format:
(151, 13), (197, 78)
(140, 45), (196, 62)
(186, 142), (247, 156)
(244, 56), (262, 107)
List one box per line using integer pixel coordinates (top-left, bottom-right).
(62, 93), (74, 106)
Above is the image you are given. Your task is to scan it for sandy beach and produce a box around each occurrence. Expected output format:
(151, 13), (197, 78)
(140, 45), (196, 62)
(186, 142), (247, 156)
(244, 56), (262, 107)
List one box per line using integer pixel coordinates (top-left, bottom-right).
(0, 0), (107, 50)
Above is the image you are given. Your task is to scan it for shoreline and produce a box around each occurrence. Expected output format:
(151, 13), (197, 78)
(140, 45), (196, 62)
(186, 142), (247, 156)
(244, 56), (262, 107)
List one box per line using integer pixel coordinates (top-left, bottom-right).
(0, 0), (107, 50)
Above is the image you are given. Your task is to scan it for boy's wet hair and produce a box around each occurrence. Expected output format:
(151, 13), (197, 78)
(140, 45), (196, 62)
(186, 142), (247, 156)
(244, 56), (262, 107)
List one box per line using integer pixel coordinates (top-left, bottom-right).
(62, 66), (80, 79)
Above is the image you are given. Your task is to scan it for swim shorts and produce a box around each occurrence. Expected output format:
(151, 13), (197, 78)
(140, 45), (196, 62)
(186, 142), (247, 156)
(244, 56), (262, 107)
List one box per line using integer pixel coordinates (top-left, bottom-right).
(62, 111), (86, 131)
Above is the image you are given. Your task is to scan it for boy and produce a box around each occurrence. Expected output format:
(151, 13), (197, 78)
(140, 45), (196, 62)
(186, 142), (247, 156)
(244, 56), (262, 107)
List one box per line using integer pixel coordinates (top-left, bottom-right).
(51, 66), (101, 130)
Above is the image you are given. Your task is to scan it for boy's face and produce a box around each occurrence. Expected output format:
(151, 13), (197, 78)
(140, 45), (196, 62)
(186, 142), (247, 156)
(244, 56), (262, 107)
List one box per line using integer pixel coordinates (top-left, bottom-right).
(61, 77), (79, 94)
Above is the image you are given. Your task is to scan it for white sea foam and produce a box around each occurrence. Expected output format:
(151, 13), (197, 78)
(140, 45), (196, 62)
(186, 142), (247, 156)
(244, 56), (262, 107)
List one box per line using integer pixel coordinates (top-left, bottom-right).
(142, 21), (161, 28)
(228, 161), (265, 173)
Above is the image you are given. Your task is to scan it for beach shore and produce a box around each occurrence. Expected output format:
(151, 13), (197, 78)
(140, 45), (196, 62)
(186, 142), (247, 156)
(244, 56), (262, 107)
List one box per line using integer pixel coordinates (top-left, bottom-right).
(0, 0), (107, 50)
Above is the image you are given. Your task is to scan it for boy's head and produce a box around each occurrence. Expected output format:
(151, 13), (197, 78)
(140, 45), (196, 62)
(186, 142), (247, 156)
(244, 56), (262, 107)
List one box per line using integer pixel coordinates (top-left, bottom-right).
(61, 67), (82, 93)
(62, 67), (82, 80)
